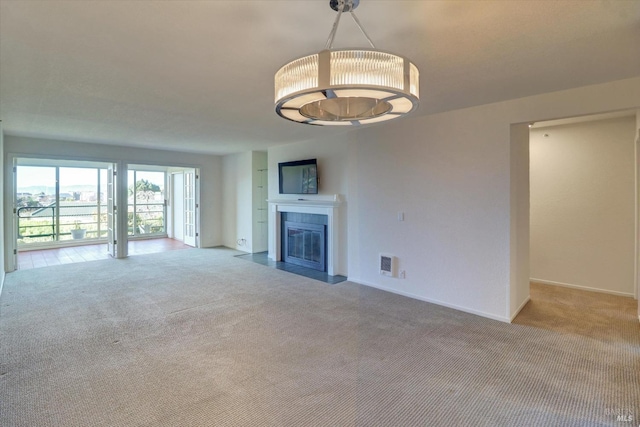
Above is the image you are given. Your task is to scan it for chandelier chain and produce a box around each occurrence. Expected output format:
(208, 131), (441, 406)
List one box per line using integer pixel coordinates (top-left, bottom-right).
(349, 11), (376, 49)
(325, 1), (345, 49)
(325, 0), (376, 50)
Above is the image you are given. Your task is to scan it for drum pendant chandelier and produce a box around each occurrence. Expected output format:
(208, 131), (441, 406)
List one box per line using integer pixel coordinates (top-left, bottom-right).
(274, 0), (419, 126)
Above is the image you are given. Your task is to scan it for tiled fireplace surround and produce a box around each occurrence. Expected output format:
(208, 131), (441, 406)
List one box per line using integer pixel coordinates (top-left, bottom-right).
(267, 199), (341, 276)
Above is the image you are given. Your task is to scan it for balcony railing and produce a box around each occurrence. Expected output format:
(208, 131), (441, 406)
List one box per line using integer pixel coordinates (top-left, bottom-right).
(17, 201), (166, 245)
(128, 202), (165, 236)
(17, 204), (107, 244)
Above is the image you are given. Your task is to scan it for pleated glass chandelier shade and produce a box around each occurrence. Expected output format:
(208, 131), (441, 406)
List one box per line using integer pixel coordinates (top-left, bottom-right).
(275, 0), (419, 126)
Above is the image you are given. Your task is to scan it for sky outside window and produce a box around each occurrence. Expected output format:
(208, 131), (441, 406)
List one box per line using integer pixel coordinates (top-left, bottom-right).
(135, 171), (164, 191)
(17, 166), (55, 192)
(59, 168), (98, 187)
(18, 166), (101, 194)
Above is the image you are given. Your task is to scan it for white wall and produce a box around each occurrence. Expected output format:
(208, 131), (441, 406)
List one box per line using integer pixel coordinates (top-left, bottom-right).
(510, 123), (530, 319)
(222, 151), (268, 253)
(222, 151), (253, 251)
(252, 151), (268, 253)
(268, 136), (352, 275)
(3, 136), (223, 269)
(637, 110), (640, 320)
(350, 107), (514, 320)
(530, 116), (636, 296)
(636, 110), (640, 319)
(0, 123), (5, 290)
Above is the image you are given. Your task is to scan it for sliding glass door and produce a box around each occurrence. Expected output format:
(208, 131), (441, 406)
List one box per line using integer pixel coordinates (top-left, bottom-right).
(15, 160), (191, 260)
(16, 162), (108, 247)
(16, 166), (57, 243)
(127, 169), (167, 237)
(58, 167), (104, 240)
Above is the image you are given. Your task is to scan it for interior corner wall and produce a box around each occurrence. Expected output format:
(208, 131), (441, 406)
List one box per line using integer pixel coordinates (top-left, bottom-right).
(349, 77), (639, 322)
(3, 136), (223, 269)
(251, 151), (268, 253)
(349, 108), (514, 321)
(222, 151), (253, 252)
(509, 123), (530, 319)
(530, 116), (636, 296)
(0, 123), (5, 283)
(636, 110), (640, 321)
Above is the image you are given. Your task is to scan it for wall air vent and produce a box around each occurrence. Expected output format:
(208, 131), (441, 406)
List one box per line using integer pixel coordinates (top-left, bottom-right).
(380, 253), (397, 277)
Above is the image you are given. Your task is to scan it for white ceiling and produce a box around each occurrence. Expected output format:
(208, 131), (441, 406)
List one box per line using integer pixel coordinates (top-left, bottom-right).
(1, 0), (639, 155)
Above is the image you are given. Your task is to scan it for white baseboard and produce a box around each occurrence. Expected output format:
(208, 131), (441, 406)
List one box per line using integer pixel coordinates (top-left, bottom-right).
(348, 277), (510, 323)
(509, 296), (531, 322)
(530, 278), (634, 298)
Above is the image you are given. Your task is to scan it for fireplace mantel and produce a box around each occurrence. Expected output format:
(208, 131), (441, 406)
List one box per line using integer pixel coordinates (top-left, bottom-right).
(267, 198), (341, 208)
(268, 198), (341, 276)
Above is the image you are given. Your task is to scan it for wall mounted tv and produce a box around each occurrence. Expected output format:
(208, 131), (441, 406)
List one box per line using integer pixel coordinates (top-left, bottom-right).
(278, 159), (318, 194)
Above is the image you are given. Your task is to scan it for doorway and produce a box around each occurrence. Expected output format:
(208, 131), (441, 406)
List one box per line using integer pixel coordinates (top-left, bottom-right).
(529, 113), (636, 298)
(169, 168), (198, 247)
(14, 158), (111, 256)
(514, 111), (640, 325)
(127, 167), (168, 239)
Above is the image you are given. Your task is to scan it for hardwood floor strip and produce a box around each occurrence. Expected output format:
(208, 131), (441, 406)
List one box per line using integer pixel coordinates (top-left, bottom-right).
(17, 238), (191, 270)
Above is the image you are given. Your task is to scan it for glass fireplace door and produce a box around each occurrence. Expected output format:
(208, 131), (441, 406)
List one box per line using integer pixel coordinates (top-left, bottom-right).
(283, 221), (326, 271)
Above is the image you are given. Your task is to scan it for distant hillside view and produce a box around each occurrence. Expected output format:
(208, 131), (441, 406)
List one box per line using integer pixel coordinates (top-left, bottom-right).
(17, 185), (98, 195)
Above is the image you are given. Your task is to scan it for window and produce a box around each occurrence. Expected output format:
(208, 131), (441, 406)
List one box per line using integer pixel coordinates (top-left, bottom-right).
(16, 164), (107, 245)
(127, 170), (166, 236)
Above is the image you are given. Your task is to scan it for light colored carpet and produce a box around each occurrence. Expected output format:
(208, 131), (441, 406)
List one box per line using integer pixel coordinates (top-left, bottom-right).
(0, 248), (638, 426)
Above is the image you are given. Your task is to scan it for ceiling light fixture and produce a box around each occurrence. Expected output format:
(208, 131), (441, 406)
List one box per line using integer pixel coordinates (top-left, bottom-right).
(275, 0), (419, 126)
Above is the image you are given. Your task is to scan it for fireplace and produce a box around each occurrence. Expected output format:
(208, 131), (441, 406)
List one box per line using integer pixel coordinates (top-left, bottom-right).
(268, 198), (341, 276)
(284, 221), (326, 271)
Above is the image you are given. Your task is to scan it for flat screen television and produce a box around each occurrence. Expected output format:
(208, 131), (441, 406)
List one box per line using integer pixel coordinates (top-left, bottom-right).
(278, 159), (318, 194)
